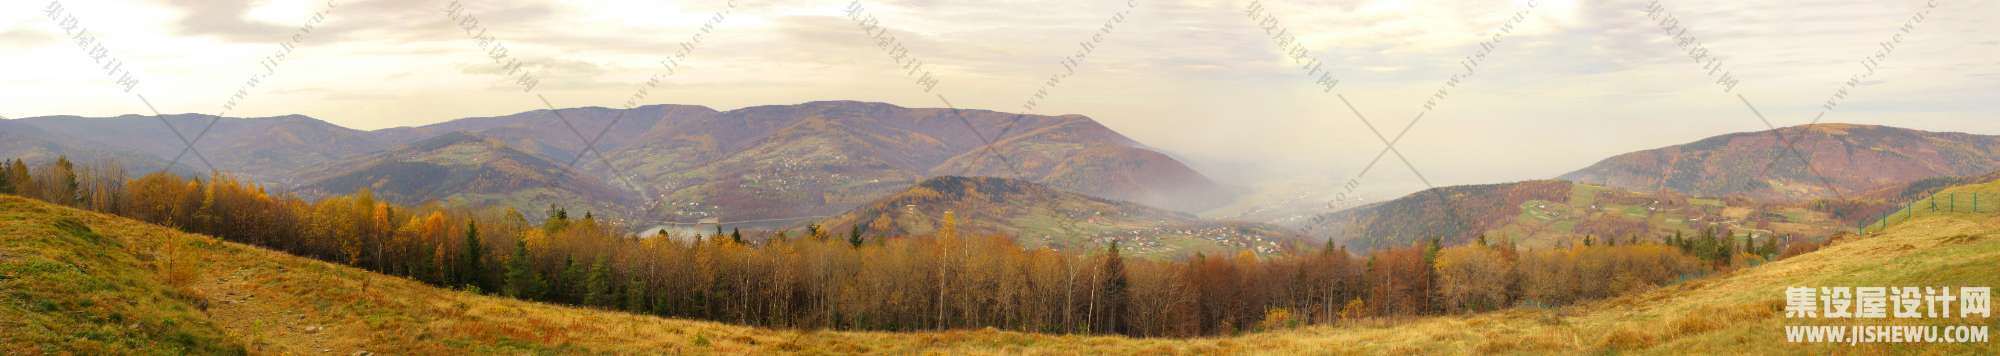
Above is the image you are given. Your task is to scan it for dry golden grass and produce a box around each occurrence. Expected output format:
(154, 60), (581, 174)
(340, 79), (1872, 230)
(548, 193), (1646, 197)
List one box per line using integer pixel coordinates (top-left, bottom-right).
(4, 195), (1997, 355)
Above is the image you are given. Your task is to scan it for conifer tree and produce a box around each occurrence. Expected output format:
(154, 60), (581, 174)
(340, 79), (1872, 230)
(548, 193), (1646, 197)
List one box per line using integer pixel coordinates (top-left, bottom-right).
(626, 275), (648, 313)
(504, 239), (544, 299)
(586, 257), (613, 307)
(461, 221), (484, 290)
(544, 206), (570, 233)
(561, 256), (586, 304)
(0, 159), (11, 194)
(54, 156), (79, 205)
(849, 225), (864, 247)
(1101, 240), (1130, 335)
(6, 159), (30, 195)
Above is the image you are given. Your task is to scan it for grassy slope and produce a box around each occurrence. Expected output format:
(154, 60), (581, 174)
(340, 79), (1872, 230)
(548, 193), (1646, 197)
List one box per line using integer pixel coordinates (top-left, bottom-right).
(2, 194), (1995, 354)
(1496, 183), (1840, 248)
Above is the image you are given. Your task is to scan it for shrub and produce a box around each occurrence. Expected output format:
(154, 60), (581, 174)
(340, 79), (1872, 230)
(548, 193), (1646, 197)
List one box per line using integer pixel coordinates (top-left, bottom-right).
(1667, 311), (1724, 337)
(1257, 308), (1298, 331)
(1597, 326), (1656, 350)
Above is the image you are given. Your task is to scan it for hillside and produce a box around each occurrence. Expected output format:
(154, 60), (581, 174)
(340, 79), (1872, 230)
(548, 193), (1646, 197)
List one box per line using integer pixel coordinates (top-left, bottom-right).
(4, 101), (1232, 224)
(371, 105), (709, 164)
(0, 120), (175, 174)
(607, 101), (1234, 224)
(7, 186), (1995, 354)
(0, 114), (391, 185)
(291, 132), (634, 222)
(1562, 124), (2000, 200)
(1297, 180), (1844, 252)
(816, 176), (1296, 257)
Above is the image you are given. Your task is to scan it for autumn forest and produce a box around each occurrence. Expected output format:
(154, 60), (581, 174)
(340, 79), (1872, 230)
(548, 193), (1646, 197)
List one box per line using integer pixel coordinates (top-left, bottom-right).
(0, 157), (1809, 337)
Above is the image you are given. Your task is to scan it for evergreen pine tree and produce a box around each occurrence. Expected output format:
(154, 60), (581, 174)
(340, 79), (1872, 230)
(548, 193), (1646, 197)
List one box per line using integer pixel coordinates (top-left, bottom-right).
(585, 257), (612, 307)
(504, 239), (544, 299)
(1101, 240), (1130, 336)
(1719, 233), (1736, 265)
(544, 206), (570, 233)
(461, 221), (483, 290)
(849, 225), (864, 247)
(0, 159), (12, 194)
(561, 256), (585, 304)
(7, 159), (30, 195)
(626, 275), (648, 313)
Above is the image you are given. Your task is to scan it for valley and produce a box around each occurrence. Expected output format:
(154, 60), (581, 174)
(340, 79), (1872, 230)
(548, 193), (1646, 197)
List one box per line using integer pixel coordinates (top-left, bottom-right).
(5, 181), (1994, 353)
(8, 1), (1992, 353)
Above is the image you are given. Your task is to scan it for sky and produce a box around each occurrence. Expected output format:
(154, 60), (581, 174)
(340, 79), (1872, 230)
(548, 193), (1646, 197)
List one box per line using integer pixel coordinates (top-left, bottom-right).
(3, 0), (1997, 202)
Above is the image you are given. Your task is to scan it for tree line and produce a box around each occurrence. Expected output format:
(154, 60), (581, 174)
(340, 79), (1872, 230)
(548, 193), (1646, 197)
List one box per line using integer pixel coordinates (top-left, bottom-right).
(2, 157), (1805, 337)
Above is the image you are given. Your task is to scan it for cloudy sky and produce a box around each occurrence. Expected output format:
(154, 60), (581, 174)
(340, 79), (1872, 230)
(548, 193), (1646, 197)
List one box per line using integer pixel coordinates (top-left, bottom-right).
(3, 0), (1996, 200)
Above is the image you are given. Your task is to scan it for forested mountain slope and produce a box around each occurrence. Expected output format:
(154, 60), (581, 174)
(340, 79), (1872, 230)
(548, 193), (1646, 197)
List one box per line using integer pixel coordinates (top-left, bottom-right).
(5, 183), (1994, 353)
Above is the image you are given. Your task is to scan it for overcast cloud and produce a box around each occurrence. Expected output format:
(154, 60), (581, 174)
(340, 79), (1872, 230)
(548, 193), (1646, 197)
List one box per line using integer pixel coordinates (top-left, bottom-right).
(3, 0), (1995, 201)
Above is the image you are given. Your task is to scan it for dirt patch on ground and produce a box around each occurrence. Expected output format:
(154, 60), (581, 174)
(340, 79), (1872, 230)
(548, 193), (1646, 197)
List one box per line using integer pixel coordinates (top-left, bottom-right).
(196, 265), (366, 354)
(1939, 234), (1984, 244)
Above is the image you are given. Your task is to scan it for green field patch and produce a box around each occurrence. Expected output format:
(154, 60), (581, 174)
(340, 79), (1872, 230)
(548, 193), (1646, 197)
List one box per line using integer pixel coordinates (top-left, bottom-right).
(1689, 198), (1725, 208)
(1568, 184), (1608, 208)
(1518, 200), (1564, 221)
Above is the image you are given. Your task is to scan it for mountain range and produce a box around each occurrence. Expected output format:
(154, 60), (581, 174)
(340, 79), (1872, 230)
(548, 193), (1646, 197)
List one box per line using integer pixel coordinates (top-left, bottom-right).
(1293, 180), (1847, 251)
(1560, 123), (2000, 200)
(0, 101), (1234, 226)
(1297, 124), (2000, 251)
(817, 176), (1297, 257)
(11, 105), (2000, 256)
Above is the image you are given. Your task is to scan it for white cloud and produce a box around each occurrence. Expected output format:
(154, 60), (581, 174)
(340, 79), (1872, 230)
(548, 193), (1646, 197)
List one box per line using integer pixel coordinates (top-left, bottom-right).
(0, 0), (1993, 199)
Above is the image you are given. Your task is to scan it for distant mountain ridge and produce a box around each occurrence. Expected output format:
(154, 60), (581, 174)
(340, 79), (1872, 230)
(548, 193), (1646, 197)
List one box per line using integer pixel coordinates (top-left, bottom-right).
(0, 101), (1233, 225)
(817, 176), (1296, 258)
(1561, 124), (2000, 200)
(1295, 123), (2000, 252)
(292, 132), (635, 220)
(1294, 180), (1846, 252)
(0, 114), (389, 185)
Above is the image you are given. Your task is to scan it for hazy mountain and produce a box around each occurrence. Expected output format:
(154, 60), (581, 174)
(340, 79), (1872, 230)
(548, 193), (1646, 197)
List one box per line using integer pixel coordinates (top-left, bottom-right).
(4, 101), (1230, 225)
(0, 120), (176, 173)
(817, 176), (1295, 258)
(929, 116), (1235, 213)
(605, 101), (1234, 224)
(1295, 180), (1844, 252)
(372, 104), (715, 163)
(0, 114), (392, 185)
(291, 132), (634, 221)
(1561, 124), (2000, 200)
